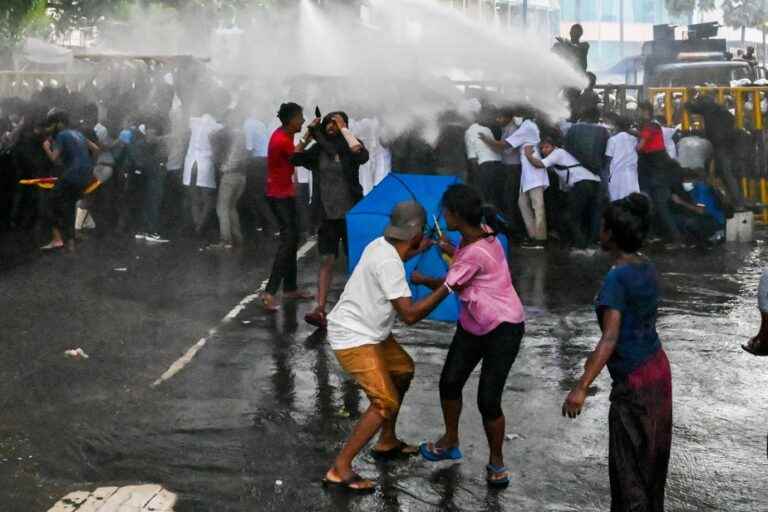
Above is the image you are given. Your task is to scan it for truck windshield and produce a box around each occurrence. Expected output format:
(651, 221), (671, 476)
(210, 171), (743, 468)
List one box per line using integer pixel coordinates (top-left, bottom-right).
(655, 65), (751, 86)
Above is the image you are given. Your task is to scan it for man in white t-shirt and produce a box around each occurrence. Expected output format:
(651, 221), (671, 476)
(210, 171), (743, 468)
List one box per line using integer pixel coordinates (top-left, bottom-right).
(605, 116), (639, 202)
(656, 116), (678, 161)
(464, 113), (500, 189)
(525, 137), (600, 251)
(323, 201), (450, 492)
(463, 113), (504, 210)
(476, 107), (525, 232)
(507, 115), (549, 246)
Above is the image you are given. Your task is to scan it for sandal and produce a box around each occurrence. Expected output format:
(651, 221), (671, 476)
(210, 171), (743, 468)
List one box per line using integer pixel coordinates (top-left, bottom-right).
(486, 463), (511, 488)
(370, 441), (419, 461)
(41, 240), (64, 251)
(304, 309), (327, 329)
(322, 472), (376, 493)
(419, 442), (462, 462)
(742, 336), (768, 356)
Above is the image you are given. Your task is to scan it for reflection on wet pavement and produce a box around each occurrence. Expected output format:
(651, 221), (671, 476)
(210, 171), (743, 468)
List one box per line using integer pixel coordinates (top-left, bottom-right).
(3, 237), (768, 510)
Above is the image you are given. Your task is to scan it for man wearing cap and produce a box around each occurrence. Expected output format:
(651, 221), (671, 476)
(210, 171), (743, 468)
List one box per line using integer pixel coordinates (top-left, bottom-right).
(323, 200), (451, 492)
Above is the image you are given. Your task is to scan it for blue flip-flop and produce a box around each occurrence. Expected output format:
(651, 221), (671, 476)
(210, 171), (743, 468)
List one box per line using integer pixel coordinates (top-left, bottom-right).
(486, 463), (511, 488)
(419, 442), (463, 462)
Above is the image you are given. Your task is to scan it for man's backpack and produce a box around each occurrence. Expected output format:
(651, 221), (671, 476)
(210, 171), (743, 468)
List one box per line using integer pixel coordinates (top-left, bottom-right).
(564, 123), (608, 175)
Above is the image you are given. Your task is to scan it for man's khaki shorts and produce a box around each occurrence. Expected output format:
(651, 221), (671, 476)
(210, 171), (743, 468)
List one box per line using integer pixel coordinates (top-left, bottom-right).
(334, 336), (415, 419)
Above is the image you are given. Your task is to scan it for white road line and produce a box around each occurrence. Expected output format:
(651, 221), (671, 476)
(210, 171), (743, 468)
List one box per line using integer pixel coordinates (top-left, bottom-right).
(48, 485), (176, 511)
(151, 240), (317, 388)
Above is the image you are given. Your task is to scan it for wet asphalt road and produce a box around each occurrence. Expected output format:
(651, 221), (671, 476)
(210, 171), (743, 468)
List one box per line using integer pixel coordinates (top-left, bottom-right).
(2, 230), (768, 511)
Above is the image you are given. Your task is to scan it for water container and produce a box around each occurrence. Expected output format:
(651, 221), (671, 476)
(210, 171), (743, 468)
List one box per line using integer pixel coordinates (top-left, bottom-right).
(726, 211), (754, 243)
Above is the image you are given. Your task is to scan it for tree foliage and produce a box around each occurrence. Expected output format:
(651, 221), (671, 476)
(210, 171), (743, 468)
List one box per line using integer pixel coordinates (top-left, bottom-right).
(721, 0), (766, 31)
(0, 0), (48, 50)
(665, 0), (718, 17)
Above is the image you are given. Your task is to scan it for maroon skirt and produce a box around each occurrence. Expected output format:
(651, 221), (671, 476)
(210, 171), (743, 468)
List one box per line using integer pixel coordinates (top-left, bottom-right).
(608, 349), (673, 512)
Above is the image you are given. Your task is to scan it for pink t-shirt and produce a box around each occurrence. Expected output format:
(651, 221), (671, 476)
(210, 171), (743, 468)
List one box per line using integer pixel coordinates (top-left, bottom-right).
(445, 236), (525, 336)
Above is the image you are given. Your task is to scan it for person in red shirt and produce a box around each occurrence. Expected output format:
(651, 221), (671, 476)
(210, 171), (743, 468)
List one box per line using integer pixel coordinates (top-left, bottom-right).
(260, 102), (316, 311)
(636, 101), (681, 245)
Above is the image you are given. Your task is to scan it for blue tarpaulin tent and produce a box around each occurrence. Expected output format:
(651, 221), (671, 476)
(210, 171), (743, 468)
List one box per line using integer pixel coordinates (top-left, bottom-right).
(346, 173), (506, 322)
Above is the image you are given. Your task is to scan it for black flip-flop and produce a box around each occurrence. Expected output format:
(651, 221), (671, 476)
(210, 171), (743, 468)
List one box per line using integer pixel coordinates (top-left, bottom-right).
(304, 311), (327, 329)
(742, 340), (768, 356)
(370, 441), (419, 461)
(322, 473), (376, 493)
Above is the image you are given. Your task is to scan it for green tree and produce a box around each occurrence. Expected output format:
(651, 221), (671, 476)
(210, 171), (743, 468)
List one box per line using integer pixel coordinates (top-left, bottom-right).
(722, 0), (766, 42)
(0, 0), (49, 67)
(665, 0), (718, 17)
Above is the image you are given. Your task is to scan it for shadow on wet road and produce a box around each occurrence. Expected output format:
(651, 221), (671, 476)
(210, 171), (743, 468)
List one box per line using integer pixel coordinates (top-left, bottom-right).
(2, 234), (768, 511)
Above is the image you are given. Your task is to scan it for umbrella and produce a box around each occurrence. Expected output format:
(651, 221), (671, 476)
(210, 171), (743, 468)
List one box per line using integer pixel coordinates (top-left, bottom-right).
(346, 173), (507, 322)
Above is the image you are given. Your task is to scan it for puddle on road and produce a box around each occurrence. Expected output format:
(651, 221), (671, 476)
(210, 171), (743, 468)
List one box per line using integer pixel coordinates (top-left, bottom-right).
(9, 243), (768, 511)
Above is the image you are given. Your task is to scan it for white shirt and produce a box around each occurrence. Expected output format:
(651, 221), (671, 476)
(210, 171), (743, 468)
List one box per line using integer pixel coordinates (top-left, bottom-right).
(243, 117), (268, 157)
(183, 114), (223, 189)
(662, 126), (678, 160)
(541, 148), (600, 190)
(501, 122), (521, 165)
(327, 237), (412, 350)
(464, 123), (502, 165)
(350, 117), (379, 195)
(605, 132), (640, 201)
(507, 119), (548, 192)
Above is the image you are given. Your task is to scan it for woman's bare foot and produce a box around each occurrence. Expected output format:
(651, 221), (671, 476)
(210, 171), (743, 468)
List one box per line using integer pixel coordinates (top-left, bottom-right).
(260, 293), (279, 312)
(41, 240), (64, 251)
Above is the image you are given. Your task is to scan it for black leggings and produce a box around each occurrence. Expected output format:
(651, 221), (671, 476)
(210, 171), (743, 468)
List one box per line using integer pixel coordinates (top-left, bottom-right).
(439, 321), (524, 421)
(49, 180), (84, 242)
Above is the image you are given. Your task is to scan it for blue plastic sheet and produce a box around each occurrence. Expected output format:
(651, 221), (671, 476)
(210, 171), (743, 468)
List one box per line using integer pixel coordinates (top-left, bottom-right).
(346, 173), (506, 322)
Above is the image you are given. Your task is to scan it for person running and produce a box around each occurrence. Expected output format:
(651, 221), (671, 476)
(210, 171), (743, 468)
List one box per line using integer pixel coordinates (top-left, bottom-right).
(323, 200), (449, 493)
(412, 184), (525, 488)
(41, 108), (100, 252)
(563, 193), (672, 512)
(260, 102), (315, 311)
(291, 111), (369, 329)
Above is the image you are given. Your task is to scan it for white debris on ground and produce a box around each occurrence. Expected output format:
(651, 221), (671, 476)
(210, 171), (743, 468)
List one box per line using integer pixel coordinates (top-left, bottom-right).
(64, 348), (89, 359)
(48, 484), (177, 511)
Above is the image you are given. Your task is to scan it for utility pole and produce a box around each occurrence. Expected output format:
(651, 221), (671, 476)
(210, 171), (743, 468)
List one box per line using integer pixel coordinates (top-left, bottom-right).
(619, 0), (624, 58)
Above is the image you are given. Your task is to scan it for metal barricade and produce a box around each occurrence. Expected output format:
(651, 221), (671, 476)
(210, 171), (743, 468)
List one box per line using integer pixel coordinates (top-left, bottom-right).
(648, 85), (768, 223)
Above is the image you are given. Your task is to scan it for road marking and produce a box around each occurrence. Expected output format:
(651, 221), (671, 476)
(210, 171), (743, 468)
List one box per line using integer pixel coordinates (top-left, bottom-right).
(48, 485), (176, 511)
(151, 240), (317, 388)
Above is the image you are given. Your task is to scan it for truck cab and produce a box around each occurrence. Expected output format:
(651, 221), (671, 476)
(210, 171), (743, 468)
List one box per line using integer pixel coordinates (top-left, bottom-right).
(643, 22), (765, 88)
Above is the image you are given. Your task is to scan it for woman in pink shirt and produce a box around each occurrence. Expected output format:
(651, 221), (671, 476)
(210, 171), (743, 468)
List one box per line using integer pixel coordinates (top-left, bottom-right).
(412, 184), (525, 488)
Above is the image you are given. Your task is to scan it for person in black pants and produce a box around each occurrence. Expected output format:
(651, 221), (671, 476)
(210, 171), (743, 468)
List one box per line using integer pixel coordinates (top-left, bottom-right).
(411, 184), (526, 488)
(260, 102), (314, 311)
(524, 138), (601, 251)
(40, 109), (99, 252)
(636, 102), (682, 245)
(290, 111), (369, 329)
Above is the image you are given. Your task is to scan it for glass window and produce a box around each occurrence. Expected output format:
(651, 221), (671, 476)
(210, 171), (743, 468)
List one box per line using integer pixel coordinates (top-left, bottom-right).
(601, 0), (618, 22)
(632, 0), (657, 23)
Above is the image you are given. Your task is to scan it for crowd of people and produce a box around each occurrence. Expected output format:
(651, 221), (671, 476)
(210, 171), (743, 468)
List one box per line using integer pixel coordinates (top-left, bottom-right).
(0, 43), (758, 510)
(0, 82), (737, 255)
